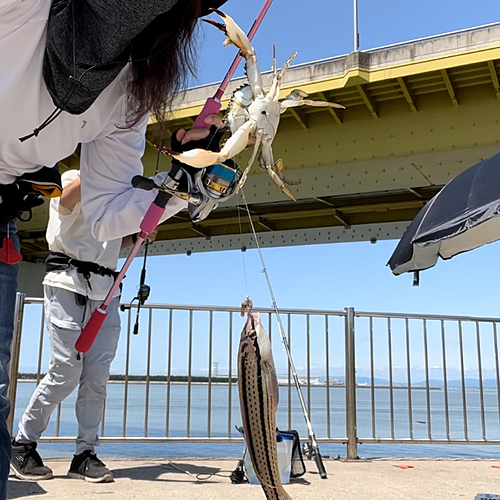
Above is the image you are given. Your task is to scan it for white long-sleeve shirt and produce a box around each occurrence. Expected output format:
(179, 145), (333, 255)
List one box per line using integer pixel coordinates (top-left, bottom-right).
(0, 0), (187, 241)
(43, 170), (122, 300)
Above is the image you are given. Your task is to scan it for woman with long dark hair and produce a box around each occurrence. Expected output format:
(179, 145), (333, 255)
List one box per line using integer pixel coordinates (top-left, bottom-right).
(0, 0), (227, 495)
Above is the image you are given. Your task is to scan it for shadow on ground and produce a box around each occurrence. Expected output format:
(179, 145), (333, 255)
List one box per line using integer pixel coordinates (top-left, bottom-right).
(7, 480), (46, 499)
(113, 462), (311, 488)
(112, 462), (229, 484)
(289, 477), (311, 485)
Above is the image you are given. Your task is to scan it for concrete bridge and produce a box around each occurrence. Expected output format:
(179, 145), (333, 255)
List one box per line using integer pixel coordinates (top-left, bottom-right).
(16, 23), (500, 281)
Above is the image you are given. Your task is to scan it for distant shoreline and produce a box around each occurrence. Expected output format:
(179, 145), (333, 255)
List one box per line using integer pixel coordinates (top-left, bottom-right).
(16, 379), (442, 389)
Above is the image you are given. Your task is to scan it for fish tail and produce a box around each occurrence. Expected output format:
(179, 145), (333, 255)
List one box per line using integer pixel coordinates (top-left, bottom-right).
(262, 484), (293, 500)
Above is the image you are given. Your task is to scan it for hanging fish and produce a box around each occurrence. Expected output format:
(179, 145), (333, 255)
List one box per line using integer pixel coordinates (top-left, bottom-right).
(238, 311), (292, 500)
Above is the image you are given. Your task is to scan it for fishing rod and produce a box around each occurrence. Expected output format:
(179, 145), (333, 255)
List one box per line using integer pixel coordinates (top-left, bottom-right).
(241, 191), (328, 479)
(192, 0), (275, 128)
(75, 0), (276, 353)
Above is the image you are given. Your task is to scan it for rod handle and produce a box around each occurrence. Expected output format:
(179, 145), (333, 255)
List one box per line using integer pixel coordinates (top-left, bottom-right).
(191, 97), (221, 129)
(75, 308), (107, 353)
(313, 448), (328, 479)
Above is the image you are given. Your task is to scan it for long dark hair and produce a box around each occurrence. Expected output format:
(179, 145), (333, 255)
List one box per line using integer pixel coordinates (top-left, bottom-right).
(60, 0), (201, 124)
(128, 0), (201, 125)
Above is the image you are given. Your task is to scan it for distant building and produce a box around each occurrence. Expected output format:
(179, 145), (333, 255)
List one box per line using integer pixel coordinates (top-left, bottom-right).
(328, 379), (344, 386)
(277, 376), (321, 386)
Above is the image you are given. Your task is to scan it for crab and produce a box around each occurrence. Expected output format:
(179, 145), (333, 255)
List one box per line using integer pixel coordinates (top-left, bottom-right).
(167, 10), (345, 201)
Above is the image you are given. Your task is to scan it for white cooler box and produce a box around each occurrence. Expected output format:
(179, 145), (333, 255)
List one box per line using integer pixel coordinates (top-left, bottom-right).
(243, 432), (294, 485)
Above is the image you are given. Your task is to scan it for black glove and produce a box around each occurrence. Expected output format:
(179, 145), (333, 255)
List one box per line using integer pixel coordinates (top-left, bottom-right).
(168, 124), (226, 190)
(170, 124), (225, 153)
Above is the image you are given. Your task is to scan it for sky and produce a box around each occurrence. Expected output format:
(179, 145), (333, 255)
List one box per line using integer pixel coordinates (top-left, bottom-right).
(194, 0), (500, 86)
(17, 0), (500, 382)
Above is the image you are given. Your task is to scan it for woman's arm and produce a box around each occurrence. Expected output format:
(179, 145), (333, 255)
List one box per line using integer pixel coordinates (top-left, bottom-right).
(79, 113), (187, 242)
(60, 177), (81, 211)
(80, 112), (222, 242)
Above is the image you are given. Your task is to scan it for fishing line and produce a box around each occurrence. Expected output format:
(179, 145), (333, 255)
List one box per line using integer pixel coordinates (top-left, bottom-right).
(237, 192), (249, 297)
(240, 190), (286, 339)
(240, 188), (325, 472)
(154, 134), (165, 176)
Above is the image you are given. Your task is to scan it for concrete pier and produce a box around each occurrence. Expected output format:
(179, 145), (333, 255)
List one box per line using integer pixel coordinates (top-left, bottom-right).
(8, 458), (500, 499)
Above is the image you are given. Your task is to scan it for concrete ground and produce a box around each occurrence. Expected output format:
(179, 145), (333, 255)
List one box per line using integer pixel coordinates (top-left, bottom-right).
(7, 458), (500, 499)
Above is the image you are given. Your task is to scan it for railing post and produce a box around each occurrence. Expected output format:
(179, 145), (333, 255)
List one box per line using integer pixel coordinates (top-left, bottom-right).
(7, 292), (26, 435)
(345, 306), (358, 460)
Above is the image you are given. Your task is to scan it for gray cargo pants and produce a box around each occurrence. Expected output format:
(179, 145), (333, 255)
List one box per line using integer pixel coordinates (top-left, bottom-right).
(16, 285), (120, 454)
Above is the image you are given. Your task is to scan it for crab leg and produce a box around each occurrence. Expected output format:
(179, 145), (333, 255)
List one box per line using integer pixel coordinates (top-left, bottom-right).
(204, 10), (264, 97)
(236, 130), (263, 193)
(168, 120), (257, 168)
(268, 51), (298, 101)
(273, 159), (302, 186)
(260, 140), (296, 201)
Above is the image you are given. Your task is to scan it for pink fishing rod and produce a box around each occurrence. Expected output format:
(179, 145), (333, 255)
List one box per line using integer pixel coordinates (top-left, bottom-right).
(75, 0), (275, 353)
(75, 188), (164, 353)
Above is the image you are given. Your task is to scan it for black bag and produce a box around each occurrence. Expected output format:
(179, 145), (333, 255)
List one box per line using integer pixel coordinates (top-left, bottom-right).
(279, 430), (306, 479)
(0, 165), (62, 224)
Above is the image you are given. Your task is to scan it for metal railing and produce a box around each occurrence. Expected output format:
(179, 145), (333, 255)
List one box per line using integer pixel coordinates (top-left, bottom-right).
(7, 294), (500, 459)
(353, 311), (500, 450)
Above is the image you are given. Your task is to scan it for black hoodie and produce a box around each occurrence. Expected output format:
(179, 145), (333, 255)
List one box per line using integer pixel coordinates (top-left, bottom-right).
(43, 0), (228, 115)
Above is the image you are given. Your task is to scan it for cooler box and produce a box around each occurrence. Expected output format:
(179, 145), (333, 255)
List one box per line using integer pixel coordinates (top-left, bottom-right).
(243, 432), (294, 485)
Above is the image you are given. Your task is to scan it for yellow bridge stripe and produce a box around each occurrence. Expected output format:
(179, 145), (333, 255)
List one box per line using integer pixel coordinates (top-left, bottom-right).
(150, 45), (500, 124)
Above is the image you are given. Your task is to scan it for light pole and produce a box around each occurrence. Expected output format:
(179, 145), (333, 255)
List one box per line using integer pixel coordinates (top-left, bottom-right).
(354, 0), (359, 52)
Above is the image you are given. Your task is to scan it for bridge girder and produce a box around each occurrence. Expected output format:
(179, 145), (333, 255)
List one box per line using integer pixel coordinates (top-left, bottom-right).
(18, 24), (500, 260)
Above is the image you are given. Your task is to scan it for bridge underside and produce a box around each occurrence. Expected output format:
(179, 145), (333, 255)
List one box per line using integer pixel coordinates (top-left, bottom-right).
(17, 24), (500, 260)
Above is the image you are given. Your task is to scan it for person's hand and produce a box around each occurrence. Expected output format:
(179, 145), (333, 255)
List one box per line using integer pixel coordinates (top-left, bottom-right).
(166, 113), (227, 196)
(174, 114), (224, 146)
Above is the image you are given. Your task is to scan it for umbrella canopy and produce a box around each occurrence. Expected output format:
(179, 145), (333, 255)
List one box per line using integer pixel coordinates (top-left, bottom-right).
(388, 151), (500, 276)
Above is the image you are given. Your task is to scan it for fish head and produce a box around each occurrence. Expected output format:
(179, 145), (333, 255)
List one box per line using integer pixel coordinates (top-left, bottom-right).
(242, 312), (277, 378)
(242, 313), (270, 357)
(239, 312), (280, 418)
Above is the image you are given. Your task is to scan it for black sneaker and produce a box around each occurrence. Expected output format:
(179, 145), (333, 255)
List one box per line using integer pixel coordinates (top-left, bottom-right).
(10, 440), (53, 481)
(67, 451), (114, 483)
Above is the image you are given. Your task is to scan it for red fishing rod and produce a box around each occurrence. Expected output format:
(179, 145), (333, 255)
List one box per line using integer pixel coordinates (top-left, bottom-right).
(75, 0), (275, 353)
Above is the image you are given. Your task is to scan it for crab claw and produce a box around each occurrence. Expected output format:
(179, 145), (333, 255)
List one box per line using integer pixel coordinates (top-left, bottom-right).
(166, 120), (257, 169)
(287, 89), (308, 100)
(203, 10), (253, 57)
(280, 89), (345, 112)
(164, 148), (223, 168)
(203, 18), (228, 34)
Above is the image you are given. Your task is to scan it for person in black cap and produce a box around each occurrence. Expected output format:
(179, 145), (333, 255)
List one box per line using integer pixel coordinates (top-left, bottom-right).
(0, 0), (227, 496)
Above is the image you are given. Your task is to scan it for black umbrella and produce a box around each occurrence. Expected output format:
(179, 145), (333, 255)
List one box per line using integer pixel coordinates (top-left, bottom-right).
(388, 151), (500, 278)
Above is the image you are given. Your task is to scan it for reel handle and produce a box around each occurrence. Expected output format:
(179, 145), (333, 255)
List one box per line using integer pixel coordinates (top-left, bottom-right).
(132, 175), (156, 191)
